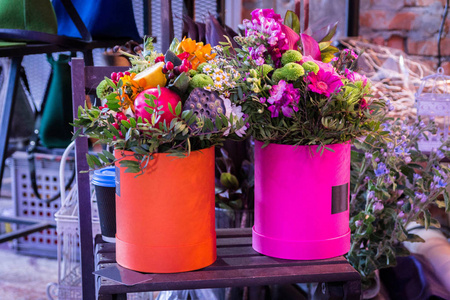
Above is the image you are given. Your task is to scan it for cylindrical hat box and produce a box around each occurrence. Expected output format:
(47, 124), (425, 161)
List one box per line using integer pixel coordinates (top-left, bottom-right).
(92, 167), (117, 243)
(252, 141), (351, 260)
(115, 147), (216, 273)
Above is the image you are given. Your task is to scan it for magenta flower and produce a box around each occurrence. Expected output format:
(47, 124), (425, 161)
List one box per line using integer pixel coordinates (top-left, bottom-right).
(266, 80), (300, 118)
(345, 69), (368, 86)
(306, 69), (343, 97)
(244, 9), (299, 66)
(251, 9), (283, 24)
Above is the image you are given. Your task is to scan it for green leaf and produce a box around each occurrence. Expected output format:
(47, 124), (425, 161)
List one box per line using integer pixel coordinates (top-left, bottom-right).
(168, 102), (174, 114)
(86, 154), (95, 169)
(424, 210), (431, 229)
(129, 117), (136, 128)
(215, 116), (223, 130)
(175, 101), (182, 116)
(406, 233), (425, 243)
(444, 190), (450, 212)
(102, 150), (116, 161)
(97, 153), (109, 164)
(119, 160), (141, 173)
(121, 120), (131, 129)
(284, 10), (300, 34)
(91, 155), (102, 167)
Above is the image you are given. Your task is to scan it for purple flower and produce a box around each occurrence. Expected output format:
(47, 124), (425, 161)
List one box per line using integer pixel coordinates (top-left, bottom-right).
(387, 142), (394, 149)
(365, 152), (372, 159)
(398, 211), (405, 218)
(355, 220), (363, 227)
(436, 150), (445, 160)
(433, 175), (447, 188)
(367, 191), (375, 200)
(267, 80), (300, 118)
(373, 201), (384, 212)
(397, 200), (404, 206)
(413, 174), (422, 181)
(306, 69), (343, 97)
(415, 192), (427, 203)
(375, 162), (389, 177)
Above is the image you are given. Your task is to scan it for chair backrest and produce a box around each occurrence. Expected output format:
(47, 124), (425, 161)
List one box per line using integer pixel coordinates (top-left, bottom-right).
(70, 57), (127, 298)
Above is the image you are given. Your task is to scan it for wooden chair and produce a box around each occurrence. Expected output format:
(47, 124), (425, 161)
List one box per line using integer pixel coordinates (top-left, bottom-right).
(71, 58), (128, 298)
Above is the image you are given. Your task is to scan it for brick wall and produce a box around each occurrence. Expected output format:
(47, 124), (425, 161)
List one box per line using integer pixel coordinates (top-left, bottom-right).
(360, 0), (450, 73)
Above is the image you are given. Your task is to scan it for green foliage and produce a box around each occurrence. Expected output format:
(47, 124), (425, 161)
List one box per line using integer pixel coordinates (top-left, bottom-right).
(301, 61), (319, 74)
(281, 50), (303, 65)
(271, 63), (305, 83)
(284, 10), (300, 34)
(189, 74), (214, 89)
(347, 117), (450, 288)
(215, 147), (254, 217)
(72, 101), (244, 174)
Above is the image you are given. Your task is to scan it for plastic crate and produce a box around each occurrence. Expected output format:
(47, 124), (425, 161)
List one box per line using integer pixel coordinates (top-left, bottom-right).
(7, 150), (75, 258)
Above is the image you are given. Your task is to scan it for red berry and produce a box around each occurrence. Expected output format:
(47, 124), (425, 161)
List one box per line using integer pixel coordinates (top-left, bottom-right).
(162, 66), (168, 74)
(168, 72), (176, 80)
(155, 55), (165, 63)
(180, 65), (189, 73)
(112, 122), (120, 129)
(111, 72), (117, 82)
(124, 71), (131, 76)
(166, 61), (174, 71)
(173, 66), (181, 76)
(116, 112), (127, 122)
(118, 72), (124, 78)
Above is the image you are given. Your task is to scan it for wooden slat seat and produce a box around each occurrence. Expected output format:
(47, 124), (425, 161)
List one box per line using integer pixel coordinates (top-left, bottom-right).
(94, 228), (361, 299)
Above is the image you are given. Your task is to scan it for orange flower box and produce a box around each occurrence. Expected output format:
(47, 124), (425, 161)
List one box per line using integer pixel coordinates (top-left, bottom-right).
(114, 147), (216, 273)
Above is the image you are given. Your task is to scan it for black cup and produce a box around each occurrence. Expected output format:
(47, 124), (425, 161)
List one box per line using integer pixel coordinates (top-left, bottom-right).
(92, 167), (116, 243)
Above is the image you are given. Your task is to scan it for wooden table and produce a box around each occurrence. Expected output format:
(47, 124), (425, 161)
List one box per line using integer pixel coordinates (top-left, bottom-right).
(94, 228), (361, 300)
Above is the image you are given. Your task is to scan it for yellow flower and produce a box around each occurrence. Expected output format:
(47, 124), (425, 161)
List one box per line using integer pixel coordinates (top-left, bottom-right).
(117, 73), (145, 112)
(178, 37), (217, 70)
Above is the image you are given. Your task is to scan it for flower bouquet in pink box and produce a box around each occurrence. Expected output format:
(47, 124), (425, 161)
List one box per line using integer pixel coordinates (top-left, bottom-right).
(222, 9), (386, 260)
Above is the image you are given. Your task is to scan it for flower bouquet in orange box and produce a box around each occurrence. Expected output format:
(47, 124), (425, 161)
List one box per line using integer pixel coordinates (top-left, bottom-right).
(73, 37), (247, 273)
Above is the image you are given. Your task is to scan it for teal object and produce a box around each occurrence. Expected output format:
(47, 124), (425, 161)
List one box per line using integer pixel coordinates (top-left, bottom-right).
(39, 54), (73, 149)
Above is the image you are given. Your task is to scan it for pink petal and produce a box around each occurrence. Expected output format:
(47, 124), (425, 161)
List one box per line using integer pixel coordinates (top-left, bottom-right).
(301, 33), (321, 61)
(281, 24), (300, 51)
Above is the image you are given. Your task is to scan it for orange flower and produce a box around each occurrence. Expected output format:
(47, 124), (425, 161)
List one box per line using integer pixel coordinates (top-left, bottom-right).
(117, 73), (146, 112)
(178, 37), (217, 70)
